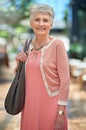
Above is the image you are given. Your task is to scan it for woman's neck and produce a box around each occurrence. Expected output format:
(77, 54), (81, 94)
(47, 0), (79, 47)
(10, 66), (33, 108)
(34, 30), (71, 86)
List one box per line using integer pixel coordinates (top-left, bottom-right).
(35, 36), (48, 44)
(34, 35), (52, 46)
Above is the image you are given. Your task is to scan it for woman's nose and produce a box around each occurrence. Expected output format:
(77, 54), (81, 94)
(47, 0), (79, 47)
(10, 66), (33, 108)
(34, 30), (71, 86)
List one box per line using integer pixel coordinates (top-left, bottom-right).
(39, 20), (44, 25)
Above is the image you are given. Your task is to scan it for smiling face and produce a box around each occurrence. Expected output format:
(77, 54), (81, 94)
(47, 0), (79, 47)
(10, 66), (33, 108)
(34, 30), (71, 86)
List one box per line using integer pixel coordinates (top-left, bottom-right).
(30, 13), (53, 36)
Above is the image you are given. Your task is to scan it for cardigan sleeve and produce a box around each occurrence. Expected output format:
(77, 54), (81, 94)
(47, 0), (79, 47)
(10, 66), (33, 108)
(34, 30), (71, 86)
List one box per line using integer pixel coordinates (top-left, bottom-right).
(56, 39), (70, 106)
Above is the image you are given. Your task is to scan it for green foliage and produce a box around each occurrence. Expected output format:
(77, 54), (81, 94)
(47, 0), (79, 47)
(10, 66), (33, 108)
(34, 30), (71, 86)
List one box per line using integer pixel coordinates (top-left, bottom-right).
(14, 25), (27, 34)
(69, 42), (86, 59)
(9, 0), (16, 6)
(9, 0), (32, 19)
(0, 31), (9, 38)
(64, 10), (68, 22)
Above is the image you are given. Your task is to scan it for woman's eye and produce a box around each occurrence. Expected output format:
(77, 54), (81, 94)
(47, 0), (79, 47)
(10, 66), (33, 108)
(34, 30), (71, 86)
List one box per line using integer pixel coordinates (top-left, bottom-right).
(34, 18), (49, 22)
(43, 19), (48, 22)
(35, 19), (40, 21)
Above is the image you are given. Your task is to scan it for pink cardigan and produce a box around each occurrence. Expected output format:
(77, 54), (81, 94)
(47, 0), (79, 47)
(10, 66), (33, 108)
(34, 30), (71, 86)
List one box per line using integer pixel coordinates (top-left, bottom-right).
(26, 38), (70, 106)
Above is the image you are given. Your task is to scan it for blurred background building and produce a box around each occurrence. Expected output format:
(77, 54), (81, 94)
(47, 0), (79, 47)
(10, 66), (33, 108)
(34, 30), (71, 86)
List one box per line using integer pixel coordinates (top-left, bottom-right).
(70, 0), (86, 43)
(0, 0), (86, 130)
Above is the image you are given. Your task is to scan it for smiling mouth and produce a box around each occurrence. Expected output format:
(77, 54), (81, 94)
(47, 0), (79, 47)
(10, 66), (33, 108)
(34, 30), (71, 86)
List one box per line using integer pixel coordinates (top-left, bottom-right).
(37, 29), (46, 32)
(36, 27), (46, 31)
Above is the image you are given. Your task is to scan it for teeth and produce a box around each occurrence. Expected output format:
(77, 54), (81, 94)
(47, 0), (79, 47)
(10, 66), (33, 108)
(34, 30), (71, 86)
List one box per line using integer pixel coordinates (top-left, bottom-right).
(37, 28), (45, 30)
(37, 27), (45, 29)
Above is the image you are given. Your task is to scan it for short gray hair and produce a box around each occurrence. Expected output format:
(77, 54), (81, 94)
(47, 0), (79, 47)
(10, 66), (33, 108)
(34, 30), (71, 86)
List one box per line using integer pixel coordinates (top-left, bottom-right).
(30, 4), (54, 22)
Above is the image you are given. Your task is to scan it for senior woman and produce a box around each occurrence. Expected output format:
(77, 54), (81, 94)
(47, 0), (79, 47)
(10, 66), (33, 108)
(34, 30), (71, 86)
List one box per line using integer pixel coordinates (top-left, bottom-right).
(15, 4), (70, 130)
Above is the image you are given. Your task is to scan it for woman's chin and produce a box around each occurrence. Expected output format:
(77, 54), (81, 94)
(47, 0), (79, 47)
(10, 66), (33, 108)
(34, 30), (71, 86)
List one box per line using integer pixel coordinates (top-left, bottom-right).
(36, 32), (47, 36)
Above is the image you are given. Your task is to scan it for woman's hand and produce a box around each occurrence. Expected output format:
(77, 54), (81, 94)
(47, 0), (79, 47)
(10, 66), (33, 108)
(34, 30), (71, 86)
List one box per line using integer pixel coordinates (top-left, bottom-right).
(54, 105), (65, 129)
(14, 51), (28, 73)
(54, 113), (65, 129)
(16, 51), (28, 63)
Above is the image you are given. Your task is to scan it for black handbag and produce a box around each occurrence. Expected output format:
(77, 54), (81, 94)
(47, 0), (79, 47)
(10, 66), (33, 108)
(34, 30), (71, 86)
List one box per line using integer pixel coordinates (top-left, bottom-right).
(4, 39), (32, 115)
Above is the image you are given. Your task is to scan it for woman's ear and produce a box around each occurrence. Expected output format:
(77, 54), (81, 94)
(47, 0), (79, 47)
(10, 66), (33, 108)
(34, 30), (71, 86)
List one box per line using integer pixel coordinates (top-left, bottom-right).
(30, 20), (32, 27)
(50, 22), (53, 29)
(30, 20), (34, 28)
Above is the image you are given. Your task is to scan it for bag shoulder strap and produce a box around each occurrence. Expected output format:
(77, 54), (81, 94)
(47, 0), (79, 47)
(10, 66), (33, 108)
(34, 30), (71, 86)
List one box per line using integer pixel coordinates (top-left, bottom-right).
(24, 39), (32, 52)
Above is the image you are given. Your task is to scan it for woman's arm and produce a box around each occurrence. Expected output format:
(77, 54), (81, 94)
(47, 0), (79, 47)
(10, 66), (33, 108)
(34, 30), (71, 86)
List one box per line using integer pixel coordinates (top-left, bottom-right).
(56, 39), (70, 106)
(54, 39), (70, 129)
(14, 51), (28, 73)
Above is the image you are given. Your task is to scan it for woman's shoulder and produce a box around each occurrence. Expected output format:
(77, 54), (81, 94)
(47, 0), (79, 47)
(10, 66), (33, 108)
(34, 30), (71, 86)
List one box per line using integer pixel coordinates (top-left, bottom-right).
(52, 37), (64, 47)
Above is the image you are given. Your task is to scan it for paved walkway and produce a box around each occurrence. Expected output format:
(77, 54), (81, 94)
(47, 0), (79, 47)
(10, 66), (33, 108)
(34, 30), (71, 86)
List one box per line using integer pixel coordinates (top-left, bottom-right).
(68, 82), (86, 130)
(0, 61), (86, 130)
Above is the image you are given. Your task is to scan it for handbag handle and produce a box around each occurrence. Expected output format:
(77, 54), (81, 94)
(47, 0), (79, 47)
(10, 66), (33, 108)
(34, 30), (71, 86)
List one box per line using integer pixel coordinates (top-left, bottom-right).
(17, 39), (32, 72)
(23, 39), (32, 52)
